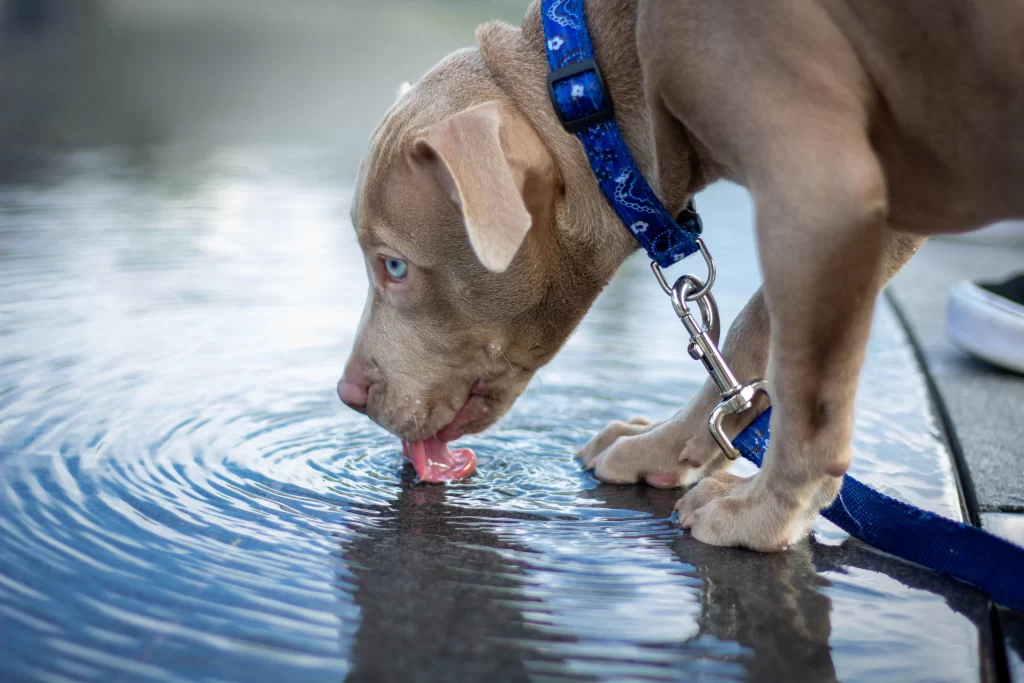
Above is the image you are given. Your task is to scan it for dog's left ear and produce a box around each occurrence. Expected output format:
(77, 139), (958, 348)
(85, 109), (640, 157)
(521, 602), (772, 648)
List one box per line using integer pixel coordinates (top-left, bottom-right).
(413, 101), (557, 272)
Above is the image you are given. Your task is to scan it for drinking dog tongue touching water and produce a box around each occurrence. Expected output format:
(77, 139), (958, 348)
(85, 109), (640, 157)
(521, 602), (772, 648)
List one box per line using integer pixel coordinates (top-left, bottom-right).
(339, 0), (1024, 551)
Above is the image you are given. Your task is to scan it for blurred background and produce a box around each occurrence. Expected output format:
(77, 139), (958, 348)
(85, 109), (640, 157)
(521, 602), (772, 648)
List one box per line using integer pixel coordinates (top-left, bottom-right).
(0, 0), (524, 174)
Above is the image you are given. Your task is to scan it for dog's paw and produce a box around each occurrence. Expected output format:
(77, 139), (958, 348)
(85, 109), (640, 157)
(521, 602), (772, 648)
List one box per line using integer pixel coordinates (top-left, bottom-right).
(578, 416), (725, 488)
(577, 416), (653, 470)
(676, 470), (834, 551)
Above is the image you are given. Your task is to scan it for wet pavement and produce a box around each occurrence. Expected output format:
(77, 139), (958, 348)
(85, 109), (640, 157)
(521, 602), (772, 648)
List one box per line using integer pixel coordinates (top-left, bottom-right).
(890, 238), (1024, 515)
(890, 235), (1024, 683)
(0, 153), (1002, 682)
(1, 1), (1021, 681)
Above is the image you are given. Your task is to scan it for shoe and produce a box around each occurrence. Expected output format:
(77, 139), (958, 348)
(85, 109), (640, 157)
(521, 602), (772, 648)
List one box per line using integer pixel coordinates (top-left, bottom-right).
(939, 220), (1024, 247)
(946, 273), (1024, 374)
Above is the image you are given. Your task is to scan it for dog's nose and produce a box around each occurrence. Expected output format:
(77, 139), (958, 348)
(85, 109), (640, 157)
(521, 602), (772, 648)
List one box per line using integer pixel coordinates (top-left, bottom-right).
(337, 376), (369, 412)
(337, 358), (372, 415)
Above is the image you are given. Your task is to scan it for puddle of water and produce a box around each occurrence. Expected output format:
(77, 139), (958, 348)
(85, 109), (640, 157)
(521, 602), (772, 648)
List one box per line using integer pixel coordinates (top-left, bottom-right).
(0, 150), (987, 682)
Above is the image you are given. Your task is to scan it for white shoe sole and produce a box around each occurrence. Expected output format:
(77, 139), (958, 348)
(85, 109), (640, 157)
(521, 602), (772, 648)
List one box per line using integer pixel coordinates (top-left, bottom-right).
(946, 281), (1024, 374)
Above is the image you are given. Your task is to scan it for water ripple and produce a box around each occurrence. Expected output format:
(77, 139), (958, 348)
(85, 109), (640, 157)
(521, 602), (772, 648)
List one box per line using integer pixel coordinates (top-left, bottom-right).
(0, 150), (984, 682)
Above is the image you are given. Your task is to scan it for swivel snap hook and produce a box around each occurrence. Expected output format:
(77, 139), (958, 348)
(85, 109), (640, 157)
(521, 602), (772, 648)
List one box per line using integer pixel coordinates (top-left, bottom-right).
(650, 238), (770, 460)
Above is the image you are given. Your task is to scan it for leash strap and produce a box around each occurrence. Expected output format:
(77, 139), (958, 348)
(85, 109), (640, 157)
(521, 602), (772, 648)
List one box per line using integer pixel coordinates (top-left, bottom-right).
(541, 0), (701, 268)
(543, 0), (1024, 613)
(735, 409), (1024, 612)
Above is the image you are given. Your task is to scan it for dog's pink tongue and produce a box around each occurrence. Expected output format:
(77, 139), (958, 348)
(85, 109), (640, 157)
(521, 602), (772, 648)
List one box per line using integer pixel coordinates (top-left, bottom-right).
(401, 439), (476, 483)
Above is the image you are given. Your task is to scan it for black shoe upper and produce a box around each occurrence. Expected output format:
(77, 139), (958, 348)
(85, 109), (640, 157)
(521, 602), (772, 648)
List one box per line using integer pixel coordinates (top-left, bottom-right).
(980, 273), (1024, 306)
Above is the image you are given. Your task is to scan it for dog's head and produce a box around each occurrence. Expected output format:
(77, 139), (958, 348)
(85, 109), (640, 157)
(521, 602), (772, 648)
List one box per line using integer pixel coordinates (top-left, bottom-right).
(339, 42), (628, 444)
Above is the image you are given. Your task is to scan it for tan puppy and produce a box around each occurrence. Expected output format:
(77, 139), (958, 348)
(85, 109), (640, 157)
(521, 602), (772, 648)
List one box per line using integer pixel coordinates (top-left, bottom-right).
(340, 0), (1024, 550)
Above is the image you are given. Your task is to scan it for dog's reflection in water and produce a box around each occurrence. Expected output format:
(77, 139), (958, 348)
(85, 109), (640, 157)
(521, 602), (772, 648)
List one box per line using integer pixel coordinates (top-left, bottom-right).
(585, 484), (838, 683)
(682, 541), (835, 681)
(338, 469), (850, 682)
(340, 468), (547, 682)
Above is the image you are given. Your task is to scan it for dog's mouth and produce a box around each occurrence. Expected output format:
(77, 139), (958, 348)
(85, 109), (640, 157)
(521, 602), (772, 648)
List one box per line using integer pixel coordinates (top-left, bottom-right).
(399, 379), (488, 483)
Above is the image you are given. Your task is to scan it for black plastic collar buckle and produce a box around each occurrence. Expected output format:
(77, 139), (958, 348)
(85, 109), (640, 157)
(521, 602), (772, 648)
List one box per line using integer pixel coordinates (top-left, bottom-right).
(676, 198), (704, 235)
(547, 59), (615, 134)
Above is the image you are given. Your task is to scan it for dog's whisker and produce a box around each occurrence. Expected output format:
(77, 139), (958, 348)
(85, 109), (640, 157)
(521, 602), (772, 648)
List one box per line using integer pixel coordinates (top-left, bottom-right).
(500, 351), (519, 383)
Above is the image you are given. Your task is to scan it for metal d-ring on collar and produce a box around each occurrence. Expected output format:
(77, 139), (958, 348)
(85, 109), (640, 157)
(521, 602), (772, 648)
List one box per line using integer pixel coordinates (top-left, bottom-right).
(651, 229), (715, 302)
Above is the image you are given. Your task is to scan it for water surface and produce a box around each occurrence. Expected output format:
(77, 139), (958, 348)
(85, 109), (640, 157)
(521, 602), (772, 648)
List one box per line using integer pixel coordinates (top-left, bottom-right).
(0, 150), (988, 682)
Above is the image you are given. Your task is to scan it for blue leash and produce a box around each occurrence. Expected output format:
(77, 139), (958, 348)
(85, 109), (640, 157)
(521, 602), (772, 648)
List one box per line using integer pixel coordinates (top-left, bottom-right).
(542, 0), (1024, 612)
(735, 410), (1024, 613)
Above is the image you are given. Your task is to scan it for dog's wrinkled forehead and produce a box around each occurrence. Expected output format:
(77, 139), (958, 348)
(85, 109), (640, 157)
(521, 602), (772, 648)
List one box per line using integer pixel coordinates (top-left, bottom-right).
(351, 47), (505, 262)
(350, 141), (457, 269)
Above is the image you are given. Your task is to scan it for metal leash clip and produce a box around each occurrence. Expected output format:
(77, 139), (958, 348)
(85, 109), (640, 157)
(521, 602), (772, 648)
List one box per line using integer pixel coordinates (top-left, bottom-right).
(651, 237), (770, 460)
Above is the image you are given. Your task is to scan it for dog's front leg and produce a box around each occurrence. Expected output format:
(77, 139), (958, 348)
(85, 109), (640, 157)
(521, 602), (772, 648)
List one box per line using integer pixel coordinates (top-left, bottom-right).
(677, 138), (889, 551)
(577, 226), (919, 495)
(578, 289), (771, 488)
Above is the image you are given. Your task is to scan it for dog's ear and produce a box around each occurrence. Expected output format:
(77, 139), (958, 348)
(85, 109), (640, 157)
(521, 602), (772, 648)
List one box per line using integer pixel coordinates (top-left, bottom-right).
(413, 101), (556, 273)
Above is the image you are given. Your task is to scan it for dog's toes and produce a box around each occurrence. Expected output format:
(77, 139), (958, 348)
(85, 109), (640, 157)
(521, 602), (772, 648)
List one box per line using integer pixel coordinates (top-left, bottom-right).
(675, 471), (795, 552)
(590, 432), (708, 488)
(590, 445), (646, 484)
(577, 417), (655, 467)
(580, 415), (739, 489)
(676, 471), (742, 520)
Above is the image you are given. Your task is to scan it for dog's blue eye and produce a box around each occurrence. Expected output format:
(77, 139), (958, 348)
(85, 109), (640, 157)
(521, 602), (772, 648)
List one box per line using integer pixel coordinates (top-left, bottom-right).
(384, 257), (408, 280)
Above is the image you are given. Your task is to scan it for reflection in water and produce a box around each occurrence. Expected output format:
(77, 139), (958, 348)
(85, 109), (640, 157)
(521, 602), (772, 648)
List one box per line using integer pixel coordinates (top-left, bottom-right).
(685, 542), (835, 683)
(340, 478), (836, 683)
(342, 477), (544, 682)
(1003, 609), (1024, 681)
(0, 151), (991, 682)
(557, 485), (837, 683)
(598, 488), (837, 683)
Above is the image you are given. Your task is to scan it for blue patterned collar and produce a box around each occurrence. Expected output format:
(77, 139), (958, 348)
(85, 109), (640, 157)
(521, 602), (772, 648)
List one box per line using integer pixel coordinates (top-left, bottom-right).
(541, 0), (702, 268)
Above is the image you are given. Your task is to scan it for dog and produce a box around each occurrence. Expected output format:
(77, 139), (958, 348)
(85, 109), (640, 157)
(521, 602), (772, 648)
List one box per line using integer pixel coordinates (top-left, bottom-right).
(339, 0), (1024, 551)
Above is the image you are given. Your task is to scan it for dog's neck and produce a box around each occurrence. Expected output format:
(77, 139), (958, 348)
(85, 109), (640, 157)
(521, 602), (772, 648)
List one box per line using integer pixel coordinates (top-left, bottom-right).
(479, 0), (716, 285)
